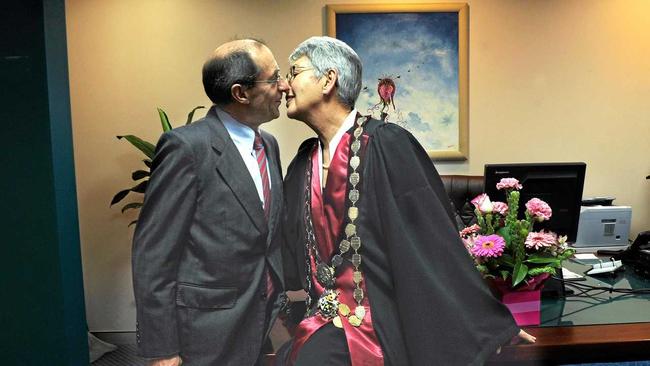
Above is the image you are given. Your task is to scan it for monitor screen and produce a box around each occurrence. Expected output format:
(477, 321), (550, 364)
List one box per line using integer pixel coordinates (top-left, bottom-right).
(483, 162), (586, 243)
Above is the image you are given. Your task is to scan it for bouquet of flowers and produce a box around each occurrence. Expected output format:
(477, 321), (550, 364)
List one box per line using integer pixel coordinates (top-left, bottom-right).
(460, 178), (575, 288)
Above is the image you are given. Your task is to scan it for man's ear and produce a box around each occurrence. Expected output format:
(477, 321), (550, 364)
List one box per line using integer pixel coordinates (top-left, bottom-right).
(322, 69), (338, 96)
(231, 84), (251, 105)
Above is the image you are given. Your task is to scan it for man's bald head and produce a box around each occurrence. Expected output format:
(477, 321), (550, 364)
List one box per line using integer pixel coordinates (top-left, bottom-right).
(202, 39), (267, 105)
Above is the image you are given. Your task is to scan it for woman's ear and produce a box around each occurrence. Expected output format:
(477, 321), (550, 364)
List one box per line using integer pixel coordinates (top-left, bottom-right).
(322, 69), (338, 95)
(231, 84), (250, 105)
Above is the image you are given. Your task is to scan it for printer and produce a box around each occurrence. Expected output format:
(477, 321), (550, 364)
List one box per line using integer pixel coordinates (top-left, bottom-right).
(573, 200), (632, 248)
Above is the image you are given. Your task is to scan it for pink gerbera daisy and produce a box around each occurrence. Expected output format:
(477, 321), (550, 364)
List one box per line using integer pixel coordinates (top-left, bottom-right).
(471, 234), (506, 258)
(525, 231), (558, 250)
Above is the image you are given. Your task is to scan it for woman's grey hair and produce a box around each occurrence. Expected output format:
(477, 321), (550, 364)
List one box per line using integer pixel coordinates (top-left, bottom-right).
(289, 36), (362, 109)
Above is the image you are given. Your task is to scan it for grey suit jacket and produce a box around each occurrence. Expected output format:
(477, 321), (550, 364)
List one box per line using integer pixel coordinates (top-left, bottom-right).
(132, 106), (284, 365)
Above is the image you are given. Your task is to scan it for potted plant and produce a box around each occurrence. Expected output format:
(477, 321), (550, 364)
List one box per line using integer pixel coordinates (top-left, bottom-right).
(110, 106), (204, 226)
(459, 178), (575, 325)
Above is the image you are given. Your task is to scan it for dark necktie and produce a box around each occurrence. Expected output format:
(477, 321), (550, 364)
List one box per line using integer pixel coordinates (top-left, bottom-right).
(253, 132), (271, 220)
(253, 132), (274, 300)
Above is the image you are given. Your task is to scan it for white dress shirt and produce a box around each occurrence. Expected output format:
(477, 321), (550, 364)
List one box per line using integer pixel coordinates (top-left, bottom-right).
(216, 107), (269, 209)
(317, 109), (358, 191)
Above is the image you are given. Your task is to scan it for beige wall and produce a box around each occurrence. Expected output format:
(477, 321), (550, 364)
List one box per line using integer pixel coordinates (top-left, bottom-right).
(66, 0), (650, 331)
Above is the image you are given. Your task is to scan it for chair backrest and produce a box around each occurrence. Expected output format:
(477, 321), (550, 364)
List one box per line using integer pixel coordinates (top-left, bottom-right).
(440, 175), (484, 230)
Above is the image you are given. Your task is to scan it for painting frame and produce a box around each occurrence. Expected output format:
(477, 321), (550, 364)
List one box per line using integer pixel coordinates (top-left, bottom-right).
(327, 3), (469, 161)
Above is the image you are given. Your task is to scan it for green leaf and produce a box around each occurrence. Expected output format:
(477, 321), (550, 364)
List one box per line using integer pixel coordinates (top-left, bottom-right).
(186, 106), (205, 125)
(526, 255), (560, 264)
(117, 135), (156, 159)
(512, 262), (528, 287)
(110, 189), (130, 206)
(131, 170), (150, 181)
(158, 108), (173, 132)
(131, 180), (148, 194)
(500, 270), (510, 280)
(497, 227), (511, 248)
(498, 254), (515, 267)
(121, 202), (143, 213)
(128, 220), (138, 227)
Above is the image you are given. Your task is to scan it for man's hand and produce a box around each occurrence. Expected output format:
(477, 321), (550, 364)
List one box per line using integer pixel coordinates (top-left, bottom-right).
(148, 355), (182, 366)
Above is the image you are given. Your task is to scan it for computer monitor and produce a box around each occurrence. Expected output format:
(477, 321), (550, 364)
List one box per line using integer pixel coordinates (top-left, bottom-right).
(483, 162), (586, 243)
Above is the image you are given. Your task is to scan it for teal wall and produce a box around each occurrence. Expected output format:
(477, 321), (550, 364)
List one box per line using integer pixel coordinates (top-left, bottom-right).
(1, 0), (88, 364)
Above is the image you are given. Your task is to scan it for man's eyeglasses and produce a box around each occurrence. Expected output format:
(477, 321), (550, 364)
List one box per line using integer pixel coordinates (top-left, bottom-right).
(285, 66), (314, 83)
(252, 74), (284, 85)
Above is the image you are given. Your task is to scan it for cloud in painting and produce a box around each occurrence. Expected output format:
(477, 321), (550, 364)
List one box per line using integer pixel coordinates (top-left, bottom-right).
(337, 12), (460, 152)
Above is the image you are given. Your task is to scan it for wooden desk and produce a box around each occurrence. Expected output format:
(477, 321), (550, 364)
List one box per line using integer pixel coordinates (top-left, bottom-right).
(489, 257), (650, 365)
(489, 322), (650, 364)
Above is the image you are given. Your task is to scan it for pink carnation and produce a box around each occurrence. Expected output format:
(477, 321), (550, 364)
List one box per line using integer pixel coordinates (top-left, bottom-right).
(471, 193), (493, 214)
(460, 224), (481, 238)
(525, 198), (552, 221)
(525, 231), (558, 250)
(491, 201), (509, 216)
(471, 234), (505, 258)
(496, 178), (523, 191)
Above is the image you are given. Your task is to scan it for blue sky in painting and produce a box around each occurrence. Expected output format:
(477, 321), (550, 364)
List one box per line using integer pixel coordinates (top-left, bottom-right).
(336, 12), (459, 150)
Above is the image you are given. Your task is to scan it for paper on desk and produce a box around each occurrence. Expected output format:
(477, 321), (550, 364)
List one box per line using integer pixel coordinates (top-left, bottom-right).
(562, 267), (585, 281)
(574, 253), (599, 260)
(572, 253), (603, 265)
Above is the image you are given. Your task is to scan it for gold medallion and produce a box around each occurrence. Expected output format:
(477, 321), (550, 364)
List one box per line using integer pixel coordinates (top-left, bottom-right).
(350, 156), (360, 170)
(351, 140), (361, 153)
(339, 239), (350, 253)
(333, 316), (343, 328)
(351, 253), (361, 267)
(355, 306), (366, 319)
(353, 271), (363, 284)
(350, 172), (360, 186)
(338, 303), (350, 316)
(348, 189), (359, 203)
(353, 127), (362, 138)
(348, 315), (362, 327)
(345, 223), (356, 237)
(331, 254), (343, 267)
(353, 288), (364, 302)
(348, 207), (358, 220)
(350, 236), (361, 250)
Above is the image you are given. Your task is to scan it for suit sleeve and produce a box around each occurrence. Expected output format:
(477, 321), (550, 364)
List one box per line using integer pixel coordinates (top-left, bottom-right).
(367, 124), (519, 366)
(132, 130), (197, 358)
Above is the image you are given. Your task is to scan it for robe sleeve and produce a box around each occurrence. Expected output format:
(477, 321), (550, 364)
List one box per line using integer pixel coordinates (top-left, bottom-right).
(366, 123), (520, 366)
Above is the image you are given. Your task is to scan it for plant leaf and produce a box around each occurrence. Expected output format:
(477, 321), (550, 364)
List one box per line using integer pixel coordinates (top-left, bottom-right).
(117, 135), (156, 159)
(512, 262), (528, 287)
(158, 108), (173, 132)
(526, 255), (560, 264)
(131, 170), (150, 181)
(498, 254), (515, 267)
(110, 189), (131, 206)
(186, 106), (205, 125)
(131, 180), (149, 194)
(121, 202), (143, 213)
(128, 220), (138, 227)
(500, 270), (510, 280)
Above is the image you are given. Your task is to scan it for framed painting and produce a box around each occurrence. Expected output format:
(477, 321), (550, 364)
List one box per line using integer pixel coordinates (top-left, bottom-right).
(327, 3), (469, 160)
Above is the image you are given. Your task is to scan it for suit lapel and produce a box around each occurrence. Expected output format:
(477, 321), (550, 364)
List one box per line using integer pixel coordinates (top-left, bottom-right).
(207, 108), (267, 234)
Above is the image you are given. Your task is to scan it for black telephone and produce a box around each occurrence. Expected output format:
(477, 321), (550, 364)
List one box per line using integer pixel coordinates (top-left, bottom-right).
(612, 231), (650, 277)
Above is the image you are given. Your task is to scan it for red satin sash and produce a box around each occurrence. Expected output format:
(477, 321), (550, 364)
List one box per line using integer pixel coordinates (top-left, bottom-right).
(290, 133), (383, 366)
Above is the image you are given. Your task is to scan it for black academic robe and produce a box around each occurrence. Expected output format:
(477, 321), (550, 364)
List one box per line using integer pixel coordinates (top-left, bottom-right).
(283, 118), (520, 366)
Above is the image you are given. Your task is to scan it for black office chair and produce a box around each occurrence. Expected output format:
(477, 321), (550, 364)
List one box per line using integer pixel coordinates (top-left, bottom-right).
(440, 175), (483, 231)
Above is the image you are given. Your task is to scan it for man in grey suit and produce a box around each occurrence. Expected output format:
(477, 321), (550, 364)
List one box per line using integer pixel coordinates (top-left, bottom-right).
(132, 39), (289, 366)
